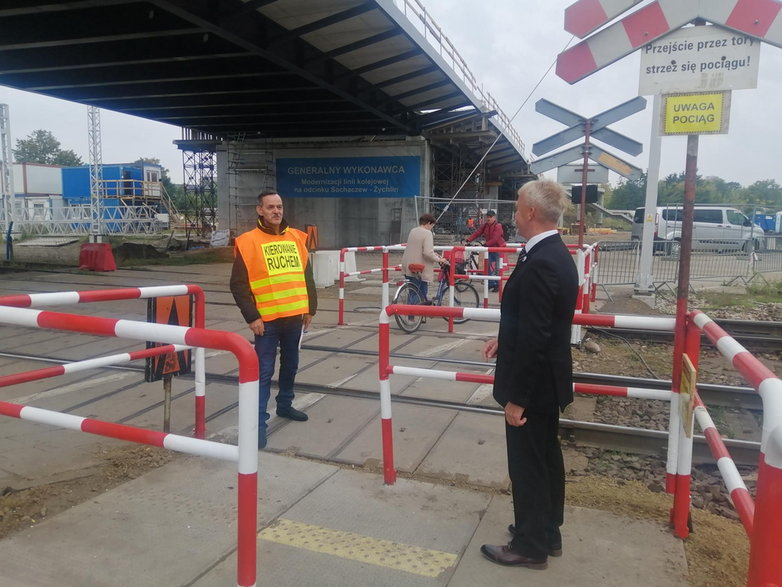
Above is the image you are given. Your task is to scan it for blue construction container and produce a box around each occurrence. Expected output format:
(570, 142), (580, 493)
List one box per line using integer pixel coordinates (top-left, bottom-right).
(62, 164), (148, 204)
(753, 213), (776, 233)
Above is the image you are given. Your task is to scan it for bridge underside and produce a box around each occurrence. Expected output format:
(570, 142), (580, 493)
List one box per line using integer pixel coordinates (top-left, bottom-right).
(0, 1), (533, 244)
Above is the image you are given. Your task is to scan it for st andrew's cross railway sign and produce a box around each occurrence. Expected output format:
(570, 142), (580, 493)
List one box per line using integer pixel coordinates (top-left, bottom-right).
(529, 143), (643, 181)
(532, 97), (646, 157)
(530, 97), (645, 181)
(557, 0), (782, 84)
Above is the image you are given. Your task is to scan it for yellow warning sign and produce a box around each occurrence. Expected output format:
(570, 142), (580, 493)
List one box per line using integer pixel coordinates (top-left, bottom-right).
(679, 354), (696, 438)
(261, 241), (303, 275)
(662, 92), (730, 135)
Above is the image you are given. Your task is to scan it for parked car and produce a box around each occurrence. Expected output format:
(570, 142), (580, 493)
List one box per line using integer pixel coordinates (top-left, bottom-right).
(631, 205), (765, 254)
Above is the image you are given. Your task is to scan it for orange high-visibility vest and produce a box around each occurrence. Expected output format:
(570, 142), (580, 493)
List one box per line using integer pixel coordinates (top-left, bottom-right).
(234, 227), (310, 321)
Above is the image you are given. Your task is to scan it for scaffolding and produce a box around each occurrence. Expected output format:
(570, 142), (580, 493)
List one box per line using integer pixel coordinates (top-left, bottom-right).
(0, 104), (15, 239)
(175, 129), (219, 238)
(225, 134), (275, 236)
(87, 106), (104, 242)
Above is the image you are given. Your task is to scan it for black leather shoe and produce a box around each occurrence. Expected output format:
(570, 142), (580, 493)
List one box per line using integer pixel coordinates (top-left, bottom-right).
(258, 430), (267, 450)
(276, 407), (308, 421)
(480, 544), (547, 569)
(507, 525), (562, 557)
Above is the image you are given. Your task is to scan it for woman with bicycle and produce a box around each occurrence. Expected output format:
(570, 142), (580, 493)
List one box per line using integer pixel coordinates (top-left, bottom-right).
(401, 213), (447, 303)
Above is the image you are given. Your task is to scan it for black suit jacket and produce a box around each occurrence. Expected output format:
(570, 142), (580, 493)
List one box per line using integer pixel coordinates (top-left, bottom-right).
(493, 234), (579, 414)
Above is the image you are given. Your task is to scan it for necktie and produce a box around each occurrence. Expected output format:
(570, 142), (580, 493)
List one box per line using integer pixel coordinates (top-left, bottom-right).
(519, 246), (527, 263)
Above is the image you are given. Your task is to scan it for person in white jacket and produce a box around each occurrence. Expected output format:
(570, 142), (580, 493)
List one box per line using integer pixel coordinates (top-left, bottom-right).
(400, 213), (446, 302)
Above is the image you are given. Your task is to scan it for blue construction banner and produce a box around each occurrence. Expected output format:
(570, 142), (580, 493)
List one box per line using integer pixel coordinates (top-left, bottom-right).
(276, 156), (420, 198)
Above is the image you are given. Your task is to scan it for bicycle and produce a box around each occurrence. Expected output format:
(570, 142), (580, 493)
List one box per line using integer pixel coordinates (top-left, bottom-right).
(455, 243), (482, 278)
(392, 261), (480, 333)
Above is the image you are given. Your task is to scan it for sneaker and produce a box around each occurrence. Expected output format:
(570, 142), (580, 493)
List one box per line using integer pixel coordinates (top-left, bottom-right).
(276, 406), (309, 421)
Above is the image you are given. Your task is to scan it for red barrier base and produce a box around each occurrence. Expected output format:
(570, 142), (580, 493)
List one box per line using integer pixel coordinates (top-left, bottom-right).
(78, 243), (117, 272)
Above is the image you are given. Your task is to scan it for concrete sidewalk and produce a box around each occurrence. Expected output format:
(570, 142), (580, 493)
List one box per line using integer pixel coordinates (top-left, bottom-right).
(0, 451), (689, 587)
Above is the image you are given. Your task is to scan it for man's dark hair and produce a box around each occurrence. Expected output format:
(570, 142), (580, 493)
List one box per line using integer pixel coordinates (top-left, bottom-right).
(419, 213), (436, 225)
(257, 190), (279, 204)
(486, 210), (496, 217)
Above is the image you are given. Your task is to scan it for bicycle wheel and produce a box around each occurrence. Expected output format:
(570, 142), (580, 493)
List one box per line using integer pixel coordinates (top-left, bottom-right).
(393, 282), (424, 333)
(442, 280), (480, 324)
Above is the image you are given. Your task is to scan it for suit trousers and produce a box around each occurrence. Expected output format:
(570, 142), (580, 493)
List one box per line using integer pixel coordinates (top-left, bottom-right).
(505, 411), (565, 559)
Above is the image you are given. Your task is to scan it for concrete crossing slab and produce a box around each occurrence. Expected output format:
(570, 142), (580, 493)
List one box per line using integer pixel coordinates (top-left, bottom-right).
(417, 412), (509, 489)
(338, 402), (457, 473)
(448, 494), (689, 587)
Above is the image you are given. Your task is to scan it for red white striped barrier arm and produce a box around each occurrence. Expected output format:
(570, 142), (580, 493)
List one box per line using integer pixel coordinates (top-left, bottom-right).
(691, 309), (782, 586)
(387, 368), (672, 402)
(390, 366), (494, 385)
(384, 304), (500, 322)
(0, 399), (237, 461)
(691, 310), (782, 448)
(693, 394), (754, 534)
(564, 0), (645, 38)
(573, 312), (675, 331)
(0, 344), (190, 389)
(0, 284), (206, 327)
(575, 382), (671, 401)
(557, 1), (694, 83)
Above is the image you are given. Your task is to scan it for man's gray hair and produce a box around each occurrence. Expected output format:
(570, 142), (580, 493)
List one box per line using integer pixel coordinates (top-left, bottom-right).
(518, 180), (571, 224)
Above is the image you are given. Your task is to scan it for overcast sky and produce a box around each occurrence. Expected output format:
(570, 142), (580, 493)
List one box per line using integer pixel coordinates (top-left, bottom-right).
(1, 0), (781, 188)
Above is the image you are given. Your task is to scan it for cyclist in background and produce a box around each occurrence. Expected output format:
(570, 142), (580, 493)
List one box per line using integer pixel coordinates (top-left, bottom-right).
(401, 213), (447, 303)
(465, 210), (506, 291)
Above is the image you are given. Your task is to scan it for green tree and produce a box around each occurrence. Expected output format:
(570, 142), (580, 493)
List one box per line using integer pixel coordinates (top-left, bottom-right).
(605, 174), (647, 209)
(13, 129), (83, 166)
(740, 179), (782, 209)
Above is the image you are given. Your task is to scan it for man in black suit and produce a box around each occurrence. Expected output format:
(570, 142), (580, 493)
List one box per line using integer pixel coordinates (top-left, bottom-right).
(480, 179), (579, 570)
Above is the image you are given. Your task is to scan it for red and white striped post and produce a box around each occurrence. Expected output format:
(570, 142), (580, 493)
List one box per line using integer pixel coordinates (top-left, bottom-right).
(692, 310), (782, 586)
(378, 307), (395, 485)
(670, 313), (700, 538)
(338, 248), (348, 325)
(0, 306), (259, 587)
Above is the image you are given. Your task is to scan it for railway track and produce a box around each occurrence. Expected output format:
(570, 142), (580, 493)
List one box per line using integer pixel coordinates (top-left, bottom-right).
(588, 318), (782, 351)
(0, 347), (762, 467)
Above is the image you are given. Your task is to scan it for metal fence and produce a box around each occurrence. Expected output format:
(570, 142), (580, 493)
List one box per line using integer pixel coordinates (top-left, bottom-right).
(1, 204), (167, 237)
(595, 237), (782, 288)
(421, 197), (516, 240)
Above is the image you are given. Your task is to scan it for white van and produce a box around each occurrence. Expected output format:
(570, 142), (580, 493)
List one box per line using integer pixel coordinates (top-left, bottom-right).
(631, 205), (765, 253)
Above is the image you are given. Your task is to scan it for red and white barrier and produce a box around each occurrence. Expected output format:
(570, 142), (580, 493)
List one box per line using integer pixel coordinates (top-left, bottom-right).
(0, 306), (259, 587)
(0, 344), (190, 388)
(691, 309), (782, 586)
(0, 284), (208, 439)
(379, 305), (675, 486)
(693, 394), (754, 534)
(339, 246), (395, 325)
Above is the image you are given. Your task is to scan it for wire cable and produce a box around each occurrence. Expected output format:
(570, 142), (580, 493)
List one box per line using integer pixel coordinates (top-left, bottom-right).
(435, 34), (576, 224)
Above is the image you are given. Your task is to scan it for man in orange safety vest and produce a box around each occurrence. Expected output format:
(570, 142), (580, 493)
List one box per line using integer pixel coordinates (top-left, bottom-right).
(230, 190), (318, 449)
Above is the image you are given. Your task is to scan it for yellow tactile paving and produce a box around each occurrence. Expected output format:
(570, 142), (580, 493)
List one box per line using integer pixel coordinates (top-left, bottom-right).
(258, 518), (458, 578)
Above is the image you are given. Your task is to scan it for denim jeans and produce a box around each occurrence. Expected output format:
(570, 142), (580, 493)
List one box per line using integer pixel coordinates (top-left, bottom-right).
(488, 251), (499, 289)
(406, 275), (429, 303)
(254, 315), (303, 432)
